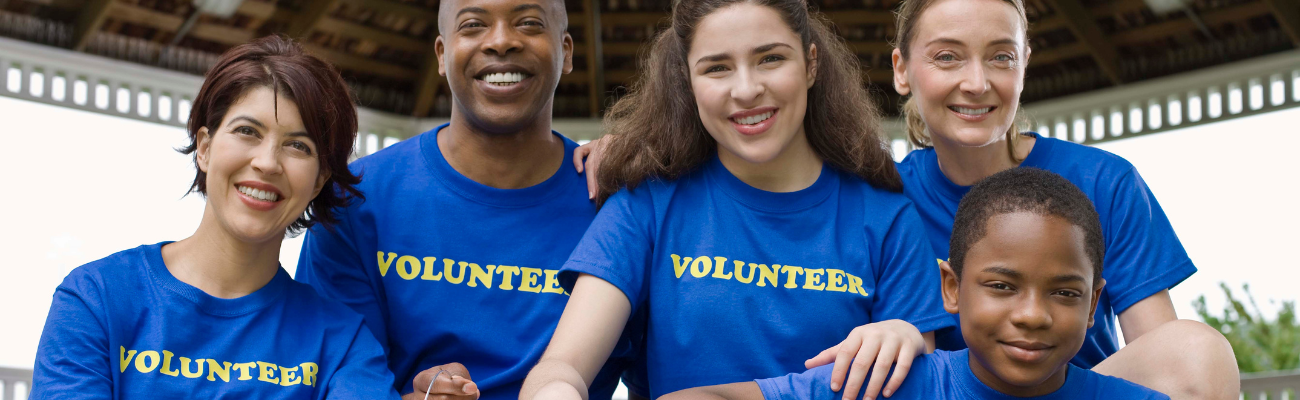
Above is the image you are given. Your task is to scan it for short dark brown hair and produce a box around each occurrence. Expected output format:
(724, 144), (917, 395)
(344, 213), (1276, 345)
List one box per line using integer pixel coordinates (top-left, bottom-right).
(180, 34), (363, 234)
(949, 168), (1104, 285)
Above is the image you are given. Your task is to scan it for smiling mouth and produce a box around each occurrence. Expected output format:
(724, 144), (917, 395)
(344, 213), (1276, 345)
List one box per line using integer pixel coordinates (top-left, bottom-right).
(237, 185), (281, 202)
(949, 105), (996, 116)
(731, 110), (775, 126)
(477, 72), (532, 87)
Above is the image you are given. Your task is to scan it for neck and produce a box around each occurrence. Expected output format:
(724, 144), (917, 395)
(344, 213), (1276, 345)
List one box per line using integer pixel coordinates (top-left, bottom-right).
(931, 132), (1035, 186)
(718, 129), (822, 192)
(968, 351), (1069, 397)
(439, 108), (564, 189)
(161, 207), (282, 299)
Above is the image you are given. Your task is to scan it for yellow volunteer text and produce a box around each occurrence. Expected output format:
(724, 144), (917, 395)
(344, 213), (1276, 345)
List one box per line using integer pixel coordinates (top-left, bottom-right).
(118, 347), (318, 387)
(670, 254), (870, 297)
(376, 252), (568, 295)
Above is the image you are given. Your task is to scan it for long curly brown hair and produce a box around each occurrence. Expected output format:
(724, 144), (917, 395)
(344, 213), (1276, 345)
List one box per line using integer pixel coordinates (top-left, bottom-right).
(594, 0), (902, 205)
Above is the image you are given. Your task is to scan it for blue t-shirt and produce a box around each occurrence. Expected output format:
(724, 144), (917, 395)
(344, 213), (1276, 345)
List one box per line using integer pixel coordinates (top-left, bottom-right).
(561, 154), (954, 398)
(295, 124), (627, 400)
(896, 132), (1197, 368)
(30, 242), (398, 400)
(757, 349), (1169, 399)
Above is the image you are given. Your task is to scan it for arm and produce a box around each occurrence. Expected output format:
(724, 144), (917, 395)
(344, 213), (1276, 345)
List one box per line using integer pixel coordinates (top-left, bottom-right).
(29, 285), (113, 400)
(296, 215), (391, 354)
(324, 324), (404, 400)
(660, 382), (764, 400)
(572, 135), (613, 199)
(1116, 290), (1177, 344)
(520, 274), (632, 400)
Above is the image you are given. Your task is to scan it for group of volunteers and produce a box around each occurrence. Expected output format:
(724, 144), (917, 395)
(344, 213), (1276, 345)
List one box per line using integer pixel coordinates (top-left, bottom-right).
(28, 0), (1242, 398)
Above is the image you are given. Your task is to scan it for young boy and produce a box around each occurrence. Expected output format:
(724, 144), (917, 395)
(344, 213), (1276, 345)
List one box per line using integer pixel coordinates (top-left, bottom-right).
(662, 168), (1169, 400)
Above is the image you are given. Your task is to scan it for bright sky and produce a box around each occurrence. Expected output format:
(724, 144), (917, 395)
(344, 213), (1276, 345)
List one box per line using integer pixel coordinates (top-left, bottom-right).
(1, 95), (1297, 372)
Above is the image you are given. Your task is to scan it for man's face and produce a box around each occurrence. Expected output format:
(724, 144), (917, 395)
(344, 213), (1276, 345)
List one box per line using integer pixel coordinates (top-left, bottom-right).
(436, 0), (573, 133)
(939, 212), (1104, 397)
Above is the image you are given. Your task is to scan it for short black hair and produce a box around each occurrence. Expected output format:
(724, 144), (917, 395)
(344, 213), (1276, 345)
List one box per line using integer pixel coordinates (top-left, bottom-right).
(949, 168), (1104, 285)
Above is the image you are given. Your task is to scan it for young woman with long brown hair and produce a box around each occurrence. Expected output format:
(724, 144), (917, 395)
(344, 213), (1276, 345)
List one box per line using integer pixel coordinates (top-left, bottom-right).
(522, 1), (952, 399)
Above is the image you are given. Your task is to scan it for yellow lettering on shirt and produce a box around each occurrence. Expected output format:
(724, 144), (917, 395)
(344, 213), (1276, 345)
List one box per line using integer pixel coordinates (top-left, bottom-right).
(468, 264), (496, 288)
(301, 362), (319, 387)
(542, 269), (566, 294)
(280, 366), (301, 386)
(802, 268), (826, 291)
(710, 257), (733, 280)
(396, 256), (421, 280)
(421, 257), (443, 281)
(445, 260), (468, 284)
(377, 252), (398, 277)
(733, 261), (754, 284)
(689, 256), (712, 278)
(668, 255), (869, 297)
(232, 362), (257, 381)
(160, 350), (180, 377)
(206, 360), (232, 382)
(825, 269), (847, 292)
(257, 361), (279, 384)
(119, 348), (320, 388)
(756, 264), (779, 287)
(671, 254), (691, 278)
(780, 265), (804, 289)
(119, 347), (137, 373)
(497, 266), (520, 290)
(135, 351), (160, 373)
(520, 267), (543, 293)
(179, 357), (205, 378)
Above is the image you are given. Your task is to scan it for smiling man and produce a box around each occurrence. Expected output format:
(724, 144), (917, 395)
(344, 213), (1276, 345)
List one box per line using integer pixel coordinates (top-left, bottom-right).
(293, 1), (629, 399)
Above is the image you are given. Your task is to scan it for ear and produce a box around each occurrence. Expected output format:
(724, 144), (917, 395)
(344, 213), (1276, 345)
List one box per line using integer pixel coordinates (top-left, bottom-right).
(1087, 278), (1106, 328)
(562, 32), (575, 75)
(435, 36), (447, 77)
(939, 260), (960, 314)
(805, 43), (818, 88)
(891, 48), (910, 96)
(312, 170), (331, 200)
(195, 127), (212, 173)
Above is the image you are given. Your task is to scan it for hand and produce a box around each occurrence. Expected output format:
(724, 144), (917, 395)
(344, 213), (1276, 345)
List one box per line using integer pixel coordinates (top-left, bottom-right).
(572, 135), (614, 199)
(402, 362), (480, 400)
(804, 320), (924, 400)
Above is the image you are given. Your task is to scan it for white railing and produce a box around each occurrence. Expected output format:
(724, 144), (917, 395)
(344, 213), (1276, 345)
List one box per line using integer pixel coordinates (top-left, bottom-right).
(0, 367), (31, 400)
(1241, 369), (1300, 400)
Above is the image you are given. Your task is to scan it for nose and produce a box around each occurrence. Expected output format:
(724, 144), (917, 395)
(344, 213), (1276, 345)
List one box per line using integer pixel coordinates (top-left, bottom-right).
(959, 63), (990, 97)
(250, 140), (283, 176)
(482, 23), (523, 56)
(730, 68), (765, 105)
(1008, 293), (1053, 330)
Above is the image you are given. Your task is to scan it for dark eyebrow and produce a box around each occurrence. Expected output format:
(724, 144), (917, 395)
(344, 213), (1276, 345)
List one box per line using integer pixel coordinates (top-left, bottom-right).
(511, 3), (545, 14)
(926, 37), (1019, 47)
(695, 43), (796, 67)
(456, 6), (489, 18)
(981, 266), (1022, 279)
(229, 116), (265, 129)
(1050, 274), (1088, 284)
(286, 131), (311, 138)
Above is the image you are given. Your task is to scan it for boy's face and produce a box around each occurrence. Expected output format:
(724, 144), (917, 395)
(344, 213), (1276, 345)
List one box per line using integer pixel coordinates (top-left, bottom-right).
(939, 212), (1104, 397)
(435, 0), (573, 132)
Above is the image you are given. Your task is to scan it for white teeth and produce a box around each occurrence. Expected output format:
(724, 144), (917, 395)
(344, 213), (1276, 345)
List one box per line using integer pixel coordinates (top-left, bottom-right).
(482, 72), (524, 85)
(735, 111), (774, 125)
(950, 106), (993, 115)
(237, 185), (279, 202)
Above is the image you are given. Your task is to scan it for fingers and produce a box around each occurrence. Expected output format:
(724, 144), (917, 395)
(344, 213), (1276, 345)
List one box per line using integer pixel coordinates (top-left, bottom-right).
(861, 338), (901, 400)
(412, 364), (478, 398)
(573, 144), (592, 173)
(828, 336), (862, 392)
(805, 345), (839, 369)
(840, 335), (882, 400)
(585, 159), (598, 199)
(882, 341), (917, 398)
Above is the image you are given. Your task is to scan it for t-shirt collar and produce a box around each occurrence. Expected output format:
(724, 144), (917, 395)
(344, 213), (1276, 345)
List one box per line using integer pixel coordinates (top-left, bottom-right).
(144, 241), (291, 317)
(704, 152), (837, 213)
(922, 132), (1051, 202)
(420, 123), (576, 208)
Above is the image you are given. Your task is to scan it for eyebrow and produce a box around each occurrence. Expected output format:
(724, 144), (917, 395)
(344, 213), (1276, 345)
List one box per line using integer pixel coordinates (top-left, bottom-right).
(925, 37), (1019, 47)
(694, 42), (796, 66)
(457, 3), (546, 19)
(1050, 274), (1088, 284)
(456, 6), (489, 18)
(981, 266), (1022, 279)
(230, 116), (308, 137)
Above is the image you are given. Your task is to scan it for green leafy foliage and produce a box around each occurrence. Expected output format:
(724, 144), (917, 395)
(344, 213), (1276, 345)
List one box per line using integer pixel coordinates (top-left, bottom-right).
(1195, 283), (1300, 373)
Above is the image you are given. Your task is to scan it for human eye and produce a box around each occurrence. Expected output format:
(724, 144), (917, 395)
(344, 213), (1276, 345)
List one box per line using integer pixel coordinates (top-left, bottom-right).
(704, 65), (728, 74)
(986, 282), (1014, 291)
(934, 52), (958, 63)
(459, 20), (486, 31)
(233, 126), (259, 137)
(287, 140), (314, 156)
(760, 54), (786, 64)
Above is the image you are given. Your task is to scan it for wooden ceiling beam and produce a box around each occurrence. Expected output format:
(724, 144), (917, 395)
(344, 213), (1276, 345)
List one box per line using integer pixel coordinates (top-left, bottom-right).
(1262, 0), (1300, 46)
(1029, 41), (1090, 65)
(301, 43), (418, 80)
(237, 1), (277, 20)
(284, 0), (340, 38)
(1109, 1), (1270, 44)
(822, 10), (894, 25)
(602, 12), (666, 26)
(582, 0), (602, 117)
(1043, 0), (1123, 84)
(411, 44), (441, 117)
(336, 0), (436, 22)
(315, 16), (428, 53)
(106, 2), (253, 45)
(72, 0), (114, 51)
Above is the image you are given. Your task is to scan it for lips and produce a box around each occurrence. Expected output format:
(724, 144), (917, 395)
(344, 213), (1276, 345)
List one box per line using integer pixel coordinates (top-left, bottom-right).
(474, 64), (535, 87)
(729, 107), (779, 136)
(999, 340), (1055, 364)
(948, 104), (997, 122)
(234, 181), (283, 212)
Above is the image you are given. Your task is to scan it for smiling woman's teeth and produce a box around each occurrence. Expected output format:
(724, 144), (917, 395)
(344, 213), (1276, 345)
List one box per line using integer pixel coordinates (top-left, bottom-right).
(950, 106), (993, 115)
(735, 111), (774, 125)
(238, 186), (279, 202)
(482, 72), (525, 86)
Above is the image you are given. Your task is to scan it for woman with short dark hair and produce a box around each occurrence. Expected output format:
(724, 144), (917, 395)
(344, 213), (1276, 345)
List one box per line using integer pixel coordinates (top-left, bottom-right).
(30, 35), (402, 399)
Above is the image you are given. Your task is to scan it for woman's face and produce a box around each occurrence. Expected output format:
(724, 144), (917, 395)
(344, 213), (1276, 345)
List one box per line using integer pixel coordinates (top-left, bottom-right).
(893, 0), (1028, 148)
(688, 3), (816, 166)
(196, 86), (326, 243)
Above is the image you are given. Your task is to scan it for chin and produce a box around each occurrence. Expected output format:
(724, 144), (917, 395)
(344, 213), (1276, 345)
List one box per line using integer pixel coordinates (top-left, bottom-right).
(992, 363), (1063, 388)
(933, 125), (1009, 148)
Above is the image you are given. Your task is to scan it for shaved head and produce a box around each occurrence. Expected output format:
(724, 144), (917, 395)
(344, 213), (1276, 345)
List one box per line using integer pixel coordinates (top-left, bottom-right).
(437, 0), (569, 36)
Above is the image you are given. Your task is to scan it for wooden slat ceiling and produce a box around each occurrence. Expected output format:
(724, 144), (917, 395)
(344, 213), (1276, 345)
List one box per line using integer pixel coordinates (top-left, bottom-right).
(0, 0), (1294, 118)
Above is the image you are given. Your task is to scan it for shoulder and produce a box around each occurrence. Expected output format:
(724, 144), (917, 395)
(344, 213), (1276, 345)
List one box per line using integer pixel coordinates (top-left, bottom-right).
(896, 147), (934, 176)
(59, 243), (157, 297)
(1031, 134), (1138, 179)
(1075, 365), (1171, 399)
(838, 169), (922, 219)
(347, 128), (434, 181)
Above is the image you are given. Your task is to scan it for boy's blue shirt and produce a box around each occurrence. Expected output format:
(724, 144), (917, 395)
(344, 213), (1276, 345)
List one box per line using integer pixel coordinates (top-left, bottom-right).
(31, 242), (399, 400)
(561, 154), (953, 398)
(896, 132), (1197, 368)
(295, 124), (627, 400)
(757, 349), (1170, 400)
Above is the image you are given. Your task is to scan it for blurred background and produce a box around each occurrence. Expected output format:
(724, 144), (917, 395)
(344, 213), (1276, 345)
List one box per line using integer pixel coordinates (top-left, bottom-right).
(1, 0), (1299, 398)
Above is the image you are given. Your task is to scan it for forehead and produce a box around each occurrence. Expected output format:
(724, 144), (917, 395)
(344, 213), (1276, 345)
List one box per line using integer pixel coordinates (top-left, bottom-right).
(967, 212), (1093, 281)
(441, 0), (562, 19)
(688, 4), (801, 60)
(225, 86), (305, 130)
(912, 0), (1024, 45)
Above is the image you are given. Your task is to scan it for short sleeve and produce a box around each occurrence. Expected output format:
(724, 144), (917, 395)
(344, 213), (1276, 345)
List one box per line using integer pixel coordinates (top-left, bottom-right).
(870, 204), (955, 334)
(321, 323), (402, 400)
(1100, 168), (1196, 313)
(296, 208), (392, 354)
(559, 188), (656, 314)
(756, 365), (834, 400)
(30, 280), (113, 400)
